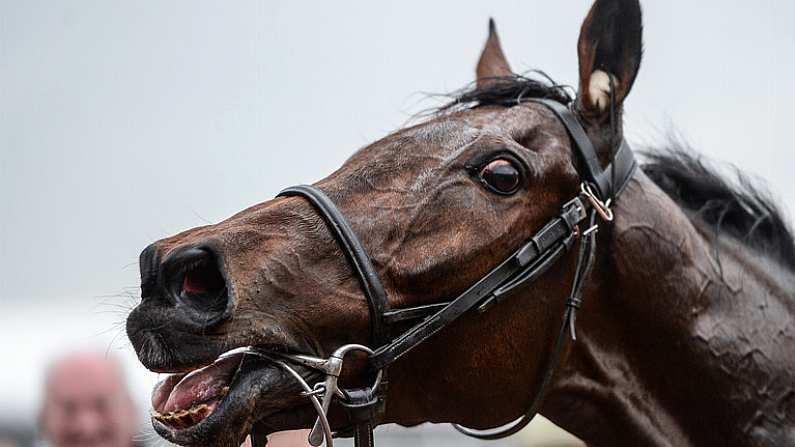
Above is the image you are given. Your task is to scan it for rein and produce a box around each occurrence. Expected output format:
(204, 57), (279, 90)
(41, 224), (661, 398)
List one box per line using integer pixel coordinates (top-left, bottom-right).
(249, 98), (637, 447)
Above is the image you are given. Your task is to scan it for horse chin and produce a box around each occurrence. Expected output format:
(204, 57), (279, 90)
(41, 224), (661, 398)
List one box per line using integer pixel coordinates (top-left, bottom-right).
(151, 353), (316, 447)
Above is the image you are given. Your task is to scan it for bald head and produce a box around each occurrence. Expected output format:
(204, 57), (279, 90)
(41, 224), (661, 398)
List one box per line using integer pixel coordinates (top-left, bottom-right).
(40, 353), (138, 447)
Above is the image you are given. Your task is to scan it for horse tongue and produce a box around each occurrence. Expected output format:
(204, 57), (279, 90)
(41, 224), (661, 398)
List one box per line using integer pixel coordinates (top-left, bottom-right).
(152, 374), (184, 413)
(161, 354), (243, 414)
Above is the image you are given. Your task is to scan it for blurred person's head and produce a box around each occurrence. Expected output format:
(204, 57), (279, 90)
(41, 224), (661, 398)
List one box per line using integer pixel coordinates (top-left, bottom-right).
(39, 352), (138, 447)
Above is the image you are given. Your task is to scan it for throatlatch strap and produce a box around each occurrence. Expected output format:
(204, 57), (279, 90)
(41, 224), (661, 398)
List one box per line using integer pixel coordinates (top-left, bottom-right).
(278, 185), (390, 348)
(452, 209), (600, 440)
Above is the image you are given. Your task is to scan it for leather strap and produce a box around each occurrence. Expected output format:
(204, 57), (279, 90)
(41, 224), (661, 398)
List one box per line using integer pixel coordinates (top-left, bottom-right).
(353, 422), (375, 447)
(598, 139), (636, 198)
(368, 196), (589, 370)
(340, 388), (381, 447)
(452, 210), (600, 439)
(249, 426), (269, 447)
(526, 98), (637, 201)
(278, 186), (390, 348)
(383, 302), (448, 324)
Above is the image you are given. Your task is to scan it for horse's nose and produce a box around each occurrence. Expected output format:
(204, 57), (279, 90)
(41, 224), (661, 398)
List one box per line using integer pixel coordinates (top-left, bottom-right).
(160, 245), (232, 323)
(139, 243), (161, 299)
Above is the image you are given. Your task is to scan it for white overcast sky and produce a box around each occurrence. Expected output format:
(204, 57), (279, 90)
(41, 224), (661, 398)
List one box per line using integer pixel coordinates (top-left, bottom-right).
(1, 0), (794, 433)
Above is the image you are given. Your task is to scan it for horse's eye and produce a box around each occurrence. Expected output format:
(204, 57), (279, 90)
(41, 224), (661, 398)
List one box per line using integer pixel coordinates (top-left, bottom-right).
(479, 159), (521, 194)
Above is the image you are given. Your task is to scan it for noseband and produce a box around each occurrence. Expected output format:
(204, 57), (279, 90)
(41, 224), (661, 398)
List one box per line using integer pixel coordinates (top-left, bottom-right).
(250, 98), (637, 447)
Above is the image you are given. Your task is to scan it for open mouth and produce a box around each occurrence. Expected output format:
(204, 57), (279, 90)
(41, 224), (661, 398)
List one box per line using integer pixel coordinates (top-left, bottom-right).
(146, 347), (320, 447)
(151, 352), (243, 430)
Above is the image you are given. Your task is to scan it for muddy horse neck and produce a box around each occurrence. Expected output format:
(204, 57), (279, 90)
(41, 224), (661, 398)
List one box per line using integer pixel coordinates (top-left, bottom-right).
(544, 171), (795, 446)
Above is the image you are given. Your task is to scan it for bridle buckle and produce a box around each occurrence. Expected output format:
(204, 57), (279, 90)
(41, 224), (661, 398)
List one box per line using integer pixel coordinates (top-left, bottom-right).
(580, 182), (614, 222)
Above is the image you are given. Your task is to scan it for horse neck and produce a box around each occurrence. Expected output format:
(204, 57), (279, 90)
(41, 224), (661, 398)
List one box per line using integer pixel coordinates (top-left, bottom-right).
(543, 170), (795, 446)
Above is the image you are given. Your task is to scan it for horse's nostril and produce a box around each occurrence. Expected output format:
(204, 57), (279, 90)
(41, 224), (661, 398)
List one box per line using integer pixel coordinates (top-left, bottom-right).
(182, 265), (221, 296)
(164, 247), (229, 315)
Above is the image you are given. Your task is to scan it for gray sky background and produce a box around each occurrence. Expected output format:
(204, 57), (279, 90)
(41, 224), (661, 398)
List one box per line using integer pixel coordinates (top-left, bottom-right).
(1, 0), (794, 436)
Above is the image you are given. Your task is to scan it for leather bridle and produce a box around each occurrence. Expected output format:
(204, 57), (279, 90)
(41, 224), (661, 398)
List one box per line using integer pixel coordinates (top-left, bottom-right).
(249, 98), (637, 447)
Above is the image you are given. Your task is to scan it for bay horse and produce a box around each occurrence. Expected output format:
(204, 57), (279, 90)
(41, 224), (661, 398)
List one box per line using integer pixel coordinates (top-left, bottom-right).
(126, 0), (795, 445)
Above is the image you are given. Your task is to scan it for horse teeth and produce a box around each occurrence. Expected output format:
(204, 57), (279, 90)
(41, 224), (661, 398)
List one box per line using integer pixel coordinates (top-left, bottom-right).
(176, 411), (193, 426)
(153, 403), (213, 428)
(191, 404), (210, 423)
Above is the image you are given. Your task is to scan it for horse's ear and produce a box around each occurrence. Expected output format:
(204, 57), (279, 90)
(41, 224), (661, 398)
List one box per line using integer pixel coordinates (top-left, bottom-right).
(576, 0), (643, 120)
(476, 18), (512, 87)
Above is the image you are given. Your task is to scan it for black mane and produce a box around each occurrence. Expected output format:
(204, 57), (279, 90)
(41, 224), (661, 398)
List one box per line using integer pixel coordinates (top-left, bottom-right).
(438, 75), (795, 271)
(642, 147), (795, 270)
(434, 73), (573, 113)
